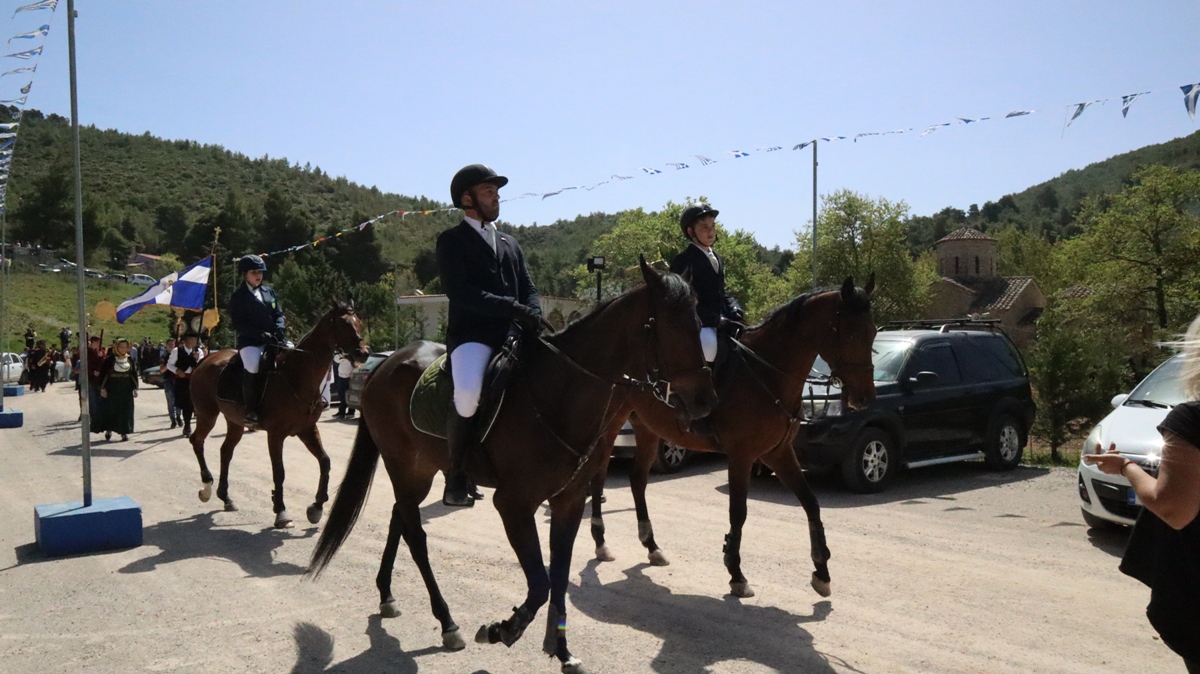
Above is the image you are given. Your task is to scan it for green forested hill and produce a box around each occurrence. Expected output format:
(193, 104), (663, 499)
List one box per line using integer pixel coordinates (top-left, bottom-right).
(905, 130), (1200, 251)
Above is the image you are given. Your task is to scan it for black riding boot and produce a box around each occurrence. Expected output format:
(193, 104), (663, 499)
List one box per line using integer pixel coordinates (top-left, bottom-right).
(689, 335), (737, 438)
(243, 372), (264, 425)
(442, 408), (477, 507)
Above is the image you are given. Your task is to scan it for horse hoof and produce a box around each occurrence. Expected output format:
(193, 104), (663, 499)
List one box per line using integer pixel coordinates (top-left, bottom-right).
(648, 549), (670, 566)
(198, 482), (213, 503)
(811, 573), (832, 598)
(474, 625), (490, 644)
(379, 600), (401, 618)
(594, 546), (614, 562)
(442, 627), (466, 651)
(730, 581), (755, 598)
(223, 501), (238, 512)
(561, 656), (587, 674)
(274, 511), (295, 529)
(306, 504), (324, 524)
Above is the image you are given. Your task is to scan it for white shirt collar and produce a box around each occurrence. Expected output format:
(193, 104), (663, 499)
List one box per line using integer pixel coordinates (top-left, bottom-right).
(464, 215), (496, 246)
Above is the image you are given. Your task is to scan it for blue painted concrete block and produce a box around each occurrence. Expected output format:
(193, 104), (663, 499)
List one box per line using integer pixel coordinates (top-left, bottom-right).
(3, 384), (24, 396)
(0, 408), (22, 428)
(35, 496), (142, 557)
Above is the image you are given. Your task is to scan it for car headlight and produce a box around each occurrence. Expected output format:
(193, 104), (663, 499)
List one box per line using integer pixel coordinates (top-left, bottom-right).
(1082, 424), (1102, 456)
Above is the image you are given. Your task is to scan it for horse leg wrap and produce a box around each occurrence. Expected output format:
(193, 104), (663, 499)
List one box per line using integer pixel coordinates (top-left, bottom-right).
(638, 521), (654, 544)
(722, 532), (742, 569)
(475, 605), (534, 647)
(542, 603), (567, 657)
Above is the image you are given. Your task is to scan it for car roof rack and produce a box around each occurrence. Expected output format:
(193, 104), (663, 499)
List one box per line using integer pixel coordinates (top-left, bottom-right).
(879, 318), (1008, 335)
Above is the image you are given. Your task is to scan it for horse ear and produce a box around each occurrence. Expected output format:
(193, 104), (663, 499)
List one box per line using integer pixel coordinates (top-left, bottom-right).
(679, 265), (693, 284)
(639, 254), (661, 287)
(864, 272), (876, 296)
(841, 276), (855, 302)
(329, 295), (339, 309)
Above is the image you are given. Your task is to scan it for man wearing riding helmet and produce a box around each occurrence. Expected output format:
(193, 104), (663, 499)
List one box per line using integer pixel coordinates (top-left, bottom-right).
(436, 164), (543, 506)
(229, 254), (287, 425)
(670, 203), (745, 435)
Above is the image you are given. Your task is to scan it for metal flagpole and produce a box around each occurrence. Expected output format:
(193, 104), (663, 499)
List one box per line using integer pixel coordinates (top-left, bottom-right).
(67, 0), (91, 506)
(1, 208), (7, 414)
(811, 139), (818, 289)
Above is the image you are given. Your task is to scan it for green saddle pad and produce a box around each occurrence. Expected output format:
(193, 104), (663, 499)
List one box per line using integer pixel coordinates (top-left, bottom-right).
(409, 354), (505, 440)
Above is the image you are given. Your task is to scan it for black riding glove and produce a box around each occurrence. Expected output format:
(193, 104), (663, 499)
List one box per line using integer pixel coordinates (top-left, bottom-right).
(512, 302), (548, 335)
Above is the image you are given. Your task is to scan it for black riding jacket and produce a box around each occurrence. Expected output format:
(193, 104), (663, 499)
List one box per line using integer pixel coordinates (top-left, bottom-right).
(670, 243), (744, 328)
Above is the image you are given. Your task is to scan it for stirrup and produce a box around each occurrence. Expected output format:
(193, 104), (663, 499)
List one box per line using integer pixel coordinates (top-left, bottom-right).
(442, 472), (476, 507)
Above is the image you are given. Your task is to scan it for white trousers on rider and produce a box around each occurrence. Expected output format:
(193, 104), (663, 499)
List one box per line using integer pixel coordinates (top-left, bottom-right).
(451, 342), (494, 418)
(240, 346), (263, 374)
(700, 327), (718, 363)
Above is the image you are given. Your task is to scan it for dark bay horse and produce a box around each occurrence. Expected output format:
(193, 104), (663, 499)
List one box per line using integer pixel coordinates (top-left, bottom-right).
(307, 260), (716, 674)
(188, 300), (370, 528)
(589, 276), (877, 599)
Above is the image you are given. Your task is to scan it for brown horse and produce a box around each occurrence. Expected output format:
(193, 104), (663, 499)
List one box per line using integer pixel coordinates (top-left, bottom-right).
(188, 300), (370, 528)
(588, 276), (877, 599)
(307, 260), (716, 674)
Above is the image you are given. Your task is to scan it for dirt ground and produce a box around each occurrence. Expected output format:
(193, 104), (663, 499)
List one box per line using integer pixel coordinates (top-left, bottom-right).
(0, 383), (1184, 673)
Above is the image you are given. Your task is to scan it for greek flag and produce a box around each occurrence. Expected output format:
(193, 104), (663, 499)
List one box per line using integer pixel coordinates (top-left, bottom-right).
(757, 146), (782, 152)
(115, 255), (212, 323)
(1121, 92), (1147, 118)
(7, 25), (48, 46)
(19, 82), (30, 94)
(13, 0), (56, 16)
(611, 174), (633, 180)
(0, 96), (26, 105)
(726, 150), (749, 158)
(1183, 84), (1200, 121)
(1005, 110), (1034, 118)
(792, 141), (813, 151)
(1066, 101), (1093, 127)
(667, 162), (689, 170)
(5, 46), (41, 59)
(1, 66), (34, 78)
(694, 155), (717, 165)
(640, 167), (662, 175)
(820, 136), (846, 142)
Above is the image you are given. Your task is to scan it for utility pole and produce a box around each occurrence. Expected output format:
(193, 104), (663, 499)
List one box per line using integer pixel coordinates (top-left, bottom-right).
(68, 0), (91, 506)
(811, 139), (818, 289)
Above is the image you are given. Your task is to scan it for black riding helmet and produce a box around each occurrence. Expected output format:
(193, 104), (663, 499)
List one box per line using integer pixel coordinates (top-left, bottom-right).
(237, 254), (267, 274)
(679, 203), (719, 239)
(450, 164), (509, 209)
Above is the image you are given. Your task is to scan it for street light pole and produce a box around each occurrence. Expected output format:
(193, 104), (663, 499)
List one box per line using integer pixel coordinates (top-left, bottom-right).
(67, 0), (91, 506)
(812, 139), (818, 289)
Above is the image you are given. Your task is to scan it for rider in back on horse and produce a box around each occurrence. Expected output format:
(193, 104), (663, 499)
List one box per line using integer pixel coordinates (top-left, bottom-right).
(436, 164), (545, 507)
(670, 203), (745, 436)
(229, 254), (288, 425)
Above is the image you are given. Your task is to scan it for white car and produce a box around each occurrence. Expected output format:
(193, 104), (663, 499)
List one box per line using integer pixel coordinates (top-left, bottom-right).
(127, 273), (156, 287)
(1077, 354), (1185, 528)
(1, 352), (23, 383)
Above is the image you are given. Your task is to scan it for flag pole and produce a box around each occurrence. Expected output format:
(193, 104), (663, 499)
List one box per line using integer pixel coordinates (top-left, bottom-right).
(811, 139), (818, 289)
(67, 0), (91, 506)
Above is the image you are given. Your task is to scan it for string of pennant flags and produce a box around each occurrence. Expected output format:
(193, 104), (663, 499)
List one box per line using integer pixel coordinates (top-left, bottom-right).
(253, 76), (1200, 261)
(0, 0), (58, 216)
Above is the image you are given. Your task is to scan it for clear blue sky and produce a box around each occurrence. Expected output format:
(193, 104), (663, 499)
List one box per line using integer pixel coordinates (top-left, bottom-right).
(18, 1), (1200, 248)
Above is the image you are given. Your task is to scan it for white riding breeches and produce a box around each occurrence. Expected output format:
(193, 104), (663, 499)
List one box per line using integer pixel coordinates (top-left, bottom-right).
(700, 327), (718, 363)
(240, 346), (263, 374)
(451, 342), (494, 418)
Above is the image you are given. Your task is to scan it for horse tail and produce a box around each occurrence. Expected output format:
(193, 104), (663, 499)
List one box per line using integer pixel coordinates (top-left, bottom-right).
(307, 418), (380, 579)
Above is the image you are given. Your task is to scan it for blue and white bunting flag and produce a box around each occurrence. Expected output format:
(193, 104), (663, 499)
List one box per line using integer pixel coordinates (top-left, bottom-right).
(13, 0), (57, 16)
(819, 136), (846, 142)
(5, 46), (41, 59)
(694, 155), (717, 165)
(582, 181), (609, 190)
(757, 146), (782, 152)
(0, 96), (26, 105)
(1121, 92), (1147, 118)
(726, 150), (749, 158)
(1005, 110), (1034, 118)
(541, 189), (563, 199)
(1, 65), (34, 78)
(115, 256), (212, 323)
(1182, 84), (1200, 121)
(1067, 101), (1093, 127)
(612, 174), (633, 180)
(0, 122), (17, 131)
(667, 162), (689, 170)
(7, 24), (48, 46)
(640, 167), (662, 174)
(792, 141), (813, 151)
(19, 82), (30, 95)
(919, 124), (950, 136)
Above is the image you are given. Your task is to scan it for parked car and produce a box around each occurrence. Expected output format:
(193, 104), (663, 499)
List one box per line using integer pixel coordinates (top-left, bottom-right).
(84, 268), (105, 279)
(795, 320), (1036, 493)
(38, 263), (61, 273)
(346, 351), (395, 410)
(1, 352), (23, 384)
(127, 273), (157, 287)
(611, 417), (694, 473)
(105, 273), (128, 283)
(1077, 354), (1183, 529)
(141, 366), (164, 388)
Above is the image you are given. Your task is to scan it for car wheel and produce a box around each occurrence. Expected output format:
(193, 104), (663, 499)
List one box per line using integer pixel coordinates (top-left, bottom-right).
(841, 428), (895, 494)
(651, 440), (690, 474)
(1080, 507), (1122, 531)
(985, 414), (1023, 471)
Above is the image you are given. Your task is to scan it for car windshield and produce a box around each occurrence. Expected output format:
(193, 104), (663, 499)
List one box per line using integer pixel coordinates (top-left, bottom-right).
(364, 355), (388, 370)
(1125, 356), (1188, 408)
(811, 338), (911, 383)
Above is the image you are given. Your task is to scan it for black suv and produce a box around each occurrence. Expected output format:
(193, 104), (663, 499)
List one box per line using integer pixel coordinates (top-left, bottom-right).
(795, 320), (1036, 493)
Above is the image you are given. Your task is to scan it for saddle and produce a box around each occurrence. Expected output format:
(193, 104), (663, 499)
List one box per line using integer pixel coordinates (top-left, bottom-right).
(216, 350), (277, 406)
(410, 338), (520, 440)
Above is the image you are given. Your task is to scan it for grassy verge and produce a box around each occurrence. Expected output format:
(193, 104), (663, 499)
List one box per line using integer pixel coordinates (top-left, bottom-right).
(1023, 432), (1085, 467)
(2, 268), (175, 349)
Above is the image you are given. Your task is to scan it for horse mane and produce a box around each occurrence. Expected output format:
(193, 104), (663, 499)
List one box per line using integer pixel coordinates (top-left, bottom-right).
(549, 272), (695, 340)
(749, 283), (872, 333)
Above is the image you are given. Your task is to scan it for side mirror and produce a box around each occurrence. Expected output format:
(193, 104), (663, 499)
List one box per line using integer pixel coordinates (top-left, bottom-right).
(1110, 393), (1128, 409)
(907, 371), (939, 387)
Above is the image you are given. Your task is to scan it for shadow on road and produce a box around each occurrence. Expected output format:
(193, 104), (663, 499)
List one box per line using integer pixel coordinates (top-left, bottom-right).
(118, 511), (315, 577)
(288, 616), (448, 674)
(570, 560), (854, 674)
(1086, 525), (1131, 558)
(48, 443), (148, 459)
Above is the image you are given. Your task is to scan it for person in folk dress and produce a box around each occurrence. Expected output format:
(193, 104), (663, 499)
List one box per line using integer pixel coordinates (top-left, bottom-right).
(160, 338), (181, 429)
(167, 331), (206, 437)
(97, 338), (139, 442)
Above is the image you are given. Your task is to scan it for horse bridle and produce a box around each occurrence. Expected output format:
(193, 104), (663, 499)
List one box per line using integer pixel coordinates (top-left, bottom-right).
(824, 307), (874, 389)
(637, 314), (711, 408)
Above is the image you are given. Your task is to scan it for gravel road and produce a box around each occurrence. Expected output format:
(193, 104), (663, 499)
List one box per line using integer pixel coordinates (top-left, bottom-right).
(0, 384), (1182, 673)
